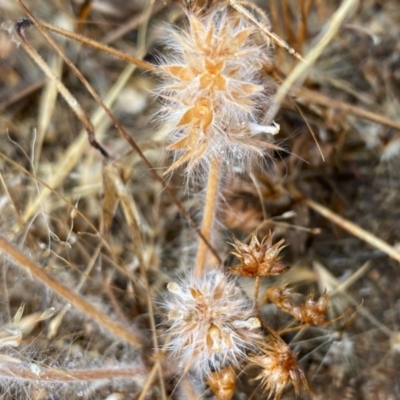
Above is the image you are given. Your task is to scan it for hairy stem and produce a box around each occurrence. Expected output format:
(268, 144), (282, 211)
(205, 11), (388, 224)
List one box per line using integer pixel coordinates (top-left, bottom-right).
(194, 156), (221, 278)
(0, 366), (146, 382)
(0, 235), (141, 348)
(254, 276), (261, 302)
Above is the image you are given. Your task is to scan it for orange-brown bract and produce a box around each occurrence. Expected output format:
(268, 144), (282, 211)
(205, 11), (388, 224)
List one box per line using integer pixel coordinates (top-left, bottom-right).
(207, 367), (236, 400)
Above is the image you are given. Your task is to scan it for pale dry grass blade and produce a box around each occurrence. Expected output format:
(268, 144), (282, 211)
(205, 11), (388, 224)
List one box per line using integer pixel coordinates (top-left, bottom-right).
(14, 18), (109, 158)
(227, 0), (305, 62)
(266, 0), (359, 122)
(34, 35), (65, 169)
(21, 62), (138, 225)
(0, 235), (142, 348)
(294, 86), (400, 131)
(38, 20), (157, 72)
(306, 198), (400, 263)
(103, 161), (167, 400)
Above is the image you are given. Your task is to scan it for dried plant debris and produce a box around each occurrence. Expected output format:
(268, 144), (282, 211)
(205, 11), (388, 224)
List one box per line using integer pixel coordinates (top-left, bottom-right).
(0, 0), (399, 399)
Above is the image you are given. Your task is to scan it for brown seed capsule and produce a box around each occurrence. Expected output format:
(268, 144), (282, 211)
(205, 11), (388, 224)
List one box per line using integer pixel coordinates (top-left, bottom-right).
(249, 336), (308, 400)
(230, 232), (290, 278)
(266, 285), (331, 326)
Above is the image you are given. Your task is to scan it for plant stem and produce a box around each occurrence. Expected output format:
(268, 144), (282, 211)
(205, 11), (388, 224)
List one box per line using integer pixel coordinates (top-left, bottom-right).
(0, 366), (146, 382)
(194, 156), (221, 278)
(0, 235), (141, 348)
(254, 277), (261, 302)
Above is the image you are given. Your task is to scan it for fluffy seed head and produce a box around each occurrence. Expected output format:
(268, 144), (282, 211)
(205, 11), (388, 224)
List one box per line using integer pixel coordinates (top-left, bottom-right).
(157, 6), (280, 176)
(163, 270), (262, 378)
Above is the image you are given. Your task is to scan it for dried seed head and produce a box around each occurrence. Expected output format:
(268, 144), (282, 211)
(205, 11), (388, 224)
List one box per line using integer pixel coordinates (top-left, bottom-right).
(156, 6), (280, 176)
(249, 337), (308, 400)
(229, 232), (289, 278)
(266, 285), (330, 326)
(163, 270), (262, 378)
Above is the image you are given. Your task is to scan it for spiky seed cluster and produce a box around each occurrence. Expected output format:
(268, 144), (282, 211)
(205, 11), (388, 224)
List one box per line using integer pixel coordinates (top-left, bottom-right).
(266, 285), (330, 326)
(230, 232), (289, 278)
(158, 6), (279, 175)
(250, 337), (308, 400)
(164, 270), (262, 378)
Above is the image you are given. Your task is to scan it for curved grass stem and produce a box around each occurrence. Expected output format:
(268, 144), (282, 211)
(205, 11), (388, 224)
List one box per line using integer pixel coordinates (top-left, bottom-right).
(0, 235), (141, 348)
(0, 366), (146, 383)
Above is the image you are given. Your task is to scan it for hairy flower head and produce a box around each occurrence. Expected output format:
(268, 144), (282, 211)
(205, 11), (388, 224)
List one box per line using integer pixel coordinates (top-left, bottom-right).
(163, 270), (262, 378)
(157, 6), (280, 175)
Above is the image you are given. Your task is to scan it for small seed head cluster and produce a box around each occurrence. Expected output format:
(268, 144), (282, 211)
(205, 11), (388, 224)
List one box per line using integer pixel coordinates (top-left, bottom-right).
(230, 232), (289, 278)
(157, 5), (279, 175)
(164, 270), (262, 378)
(250, 337), (308, 400)
(266, 285), (330, 326)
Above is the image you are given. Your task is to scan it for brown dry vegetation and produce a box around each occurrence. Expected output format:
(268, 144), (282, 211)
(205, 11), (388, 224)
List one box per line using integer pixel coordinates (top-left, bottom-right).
(0, 0), (400, 399)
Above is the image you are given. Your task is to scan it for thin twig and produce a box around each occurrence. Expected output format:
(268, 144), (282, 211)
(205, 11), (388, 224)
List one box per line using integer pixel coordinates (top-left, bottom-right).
(14, 18), (109, 158)
(305, 198), (400, 264)
(0, 235), (142, 348)
(38, 20), (157, 72)
(227, 0), (305, 62)
(294, 86), (400, 131)
(137, 362), (159, 400)
(254, 276), (261, 301)
(0, 77), (46, 111)
(287, 180), (400, 262)
(266, 0), (359, 122)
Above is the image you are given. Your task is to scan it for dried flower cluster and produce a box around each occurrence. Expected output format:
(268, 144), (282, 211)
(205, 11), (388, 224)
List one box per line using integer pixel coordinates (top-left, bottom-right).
(229, 232), (289, 278)
(157, 5), (280, 175)
(163, 233), (316, 399)
(164, 270), (262, 378)
(249, 336), (308, 400)
(266, 285), (330, 326)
